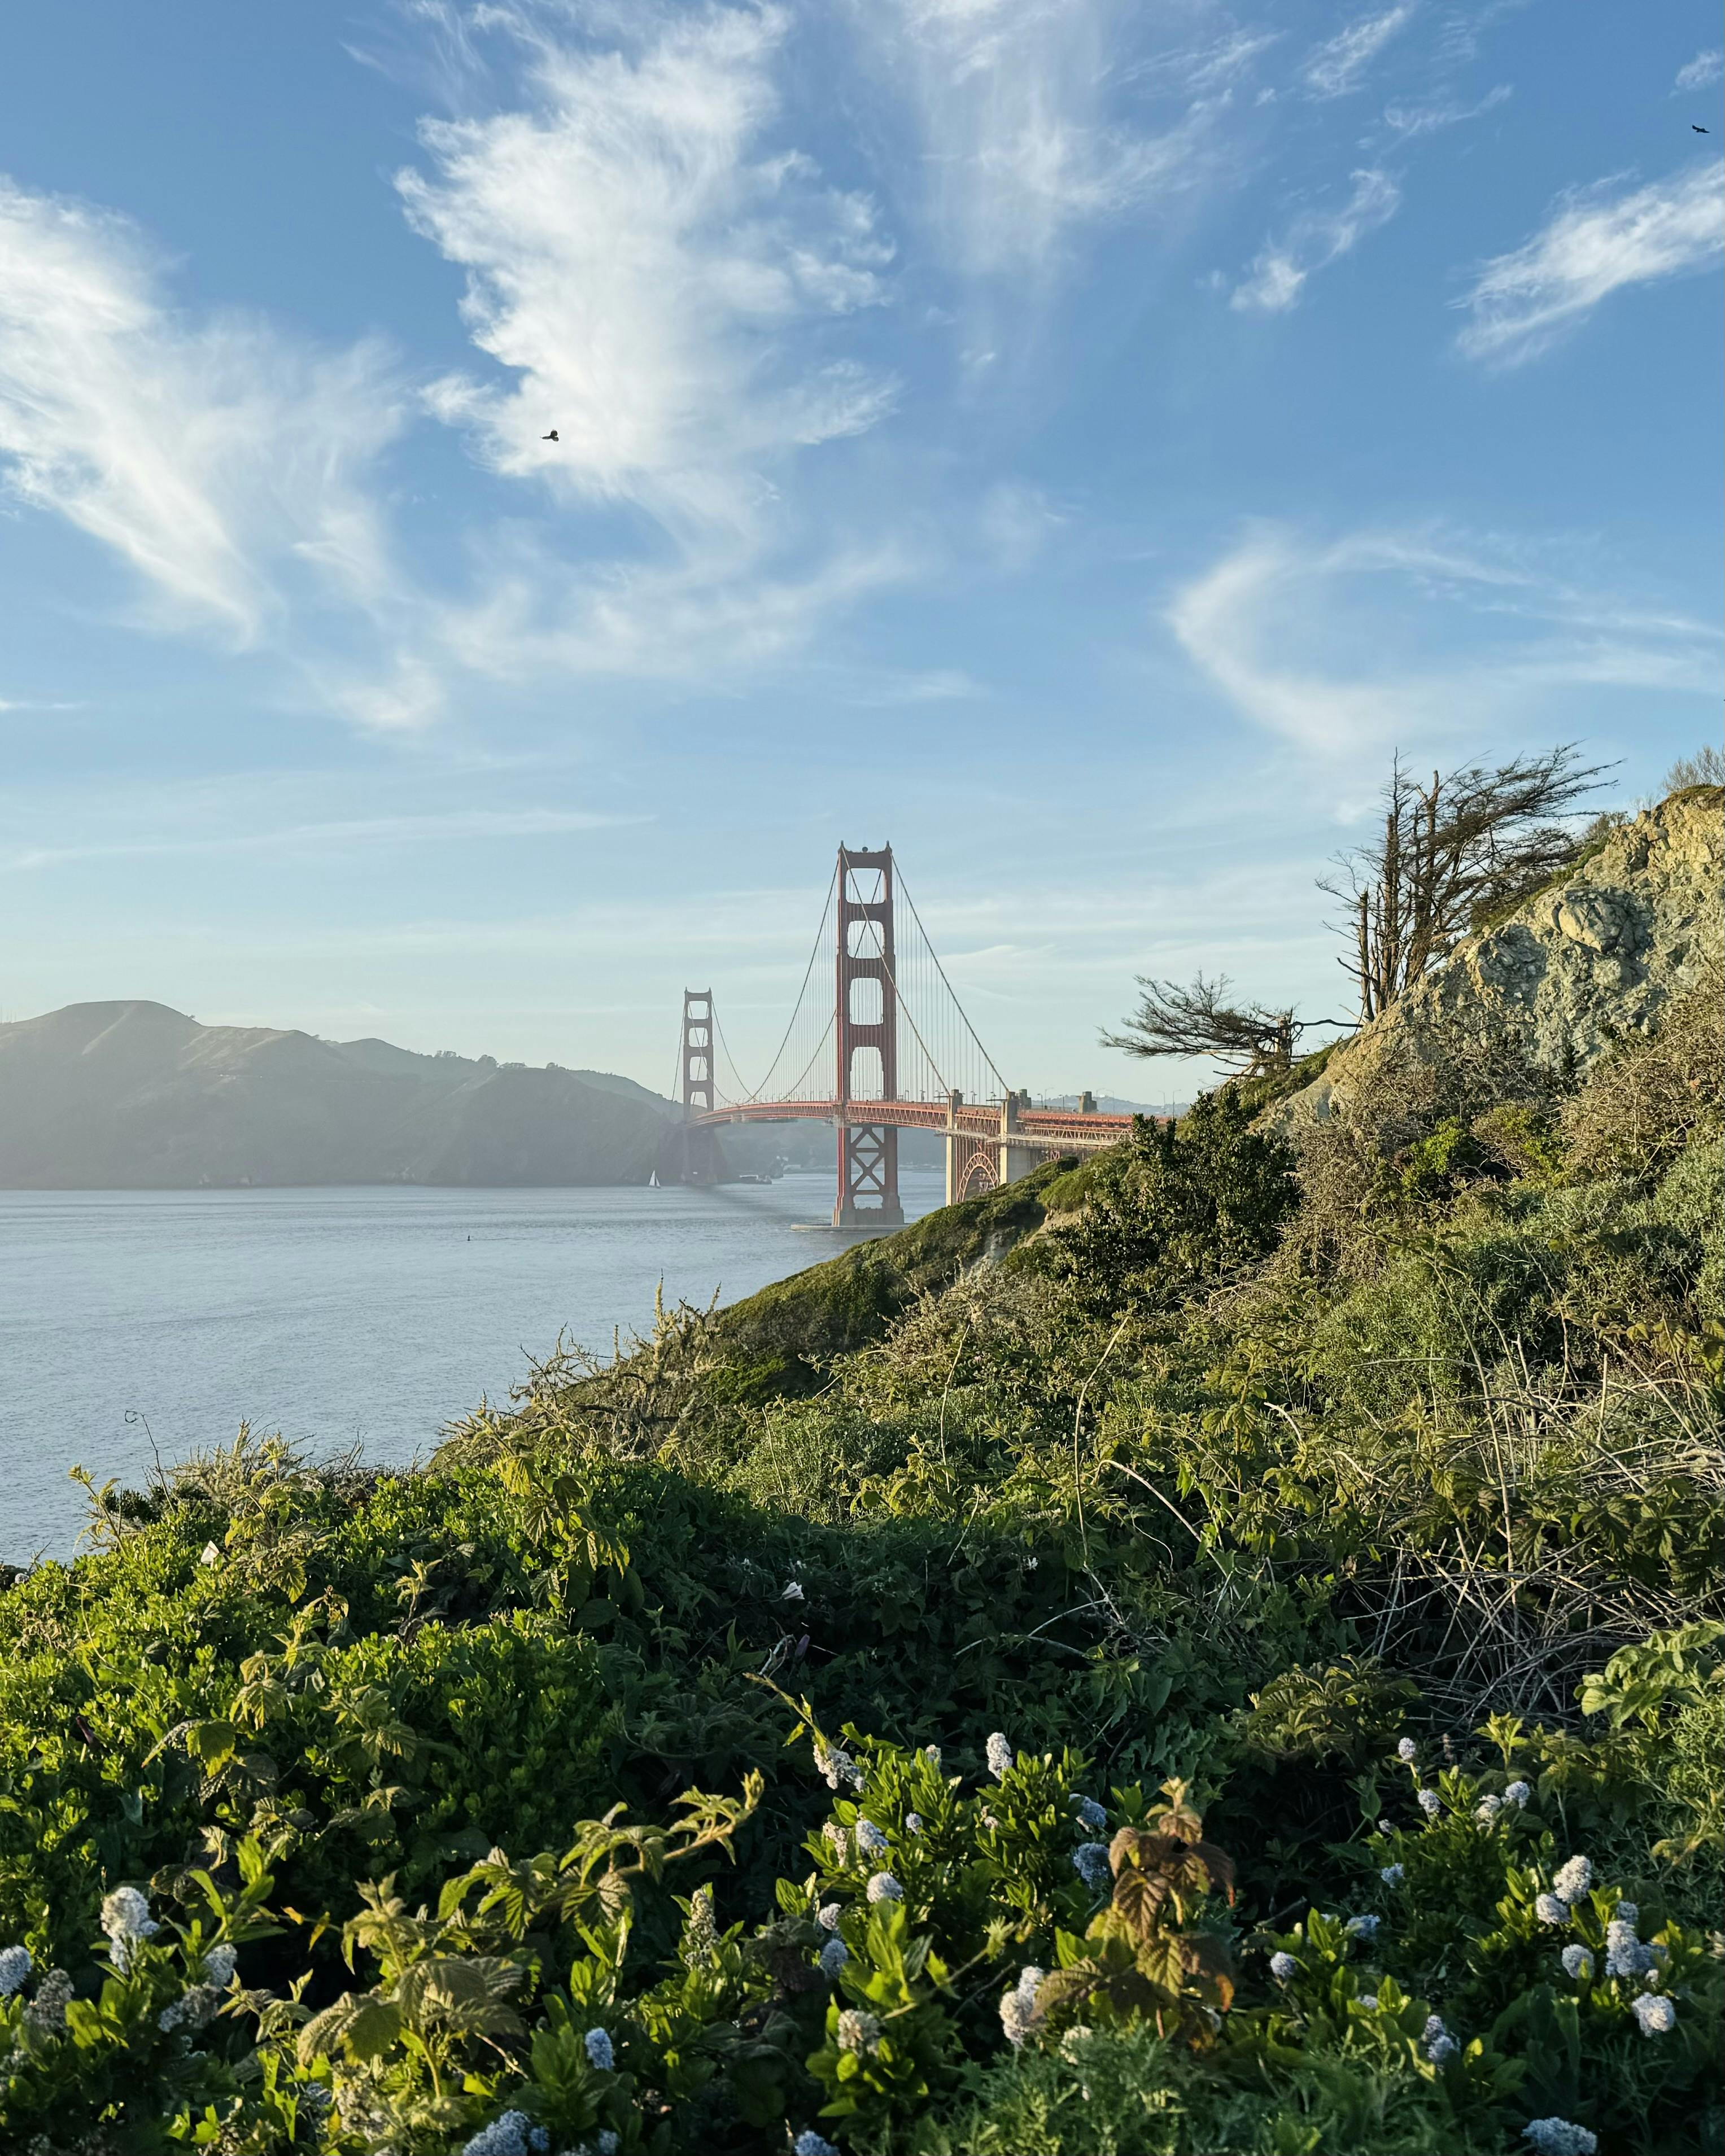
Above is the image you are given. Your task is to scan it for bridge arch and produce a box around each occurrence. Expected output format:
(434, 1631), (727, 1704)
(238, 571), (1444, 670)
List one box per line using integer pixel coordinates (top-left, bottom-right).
(954, 1141), (998, 1200)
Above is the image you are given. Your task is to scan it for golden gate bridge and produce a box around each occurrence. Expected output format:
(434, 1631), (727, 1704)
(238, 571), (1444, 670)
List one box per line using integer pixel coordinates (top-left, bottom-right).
(672, 842), (1133, 1227)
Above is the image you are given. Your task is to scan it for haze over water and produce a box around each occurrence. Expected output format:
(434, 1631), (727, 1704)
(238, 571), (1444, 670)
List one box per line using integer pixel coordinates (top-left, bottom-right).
(0, 1174), (942, 1563)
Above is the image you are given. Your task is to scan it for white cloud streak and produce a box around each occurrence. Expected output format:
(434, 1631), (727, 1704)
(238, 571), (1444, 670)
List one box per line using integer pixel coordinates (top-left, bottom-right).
(1301, 5), (1415, 99)
(1673, 49), (1723, 93)
(399, 4), (896, 536)
(858, 0), (1225, 277)
(1231, 168), (1401, 311)
(1382, 82), (1509, 137)
(0, 180), (407, 654)
(1456, 160), (1725, 365)
(1167, 523), (1721, 754)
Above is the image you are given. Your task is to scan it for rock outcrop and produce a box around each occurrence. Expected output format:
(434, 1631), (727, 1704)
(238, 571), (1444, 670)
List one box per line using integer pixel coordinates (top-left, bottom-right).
(1267, 786), (1723, 1134)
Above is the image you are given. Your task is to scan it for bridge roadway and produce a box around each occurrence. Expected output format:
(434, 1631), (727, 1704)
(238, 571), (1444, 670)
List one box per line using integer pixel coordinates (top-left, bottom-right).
(692, 1096), (1134, 1151)
(691, 1095), (1138, 1209)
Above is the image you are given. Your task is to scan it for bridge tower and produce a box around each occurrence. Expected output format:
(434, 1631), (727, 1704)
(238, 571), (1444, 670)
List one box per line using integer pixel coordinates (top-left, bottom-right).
(675, 987), (718, 1184)
(834, 845), (903, 1229)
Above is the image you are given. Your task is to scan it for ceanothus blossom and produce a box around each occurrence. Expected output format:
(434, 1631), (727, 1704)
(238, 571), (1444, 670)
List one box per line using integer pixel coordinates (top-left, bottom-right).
(1345, 1914), (1379, 1940)
(1605, 1919), (1652, 1978)
(1396, 1738), (1417, 1762)
(460, 2114), (548, 2156)
(817, 1902), (843, 1932)
(1072, 1843), (1112, 1892)
(1417, 1788), (1442, 1817)
(837, 2008), (881, 2055)
(1561, 1944), (1593, 1980)
(1423, 2013), (1457, 2065)
(999, 1965), (1043, 2048)
(905, 1812), (923, 1835)
(0, 1945), (30, 1996)
(1630, 1993), (1676, 2036)
(583, 2026), (614, 2071)
(1475, 1794), (1503, 1825)
(1380, 1864), (1404, 1887)
(1269, 1952), (1297, 1981)
(203, 1943), (238, 1989)
(819, 1938), (849, 1980)
(865, 1871), (902, 1904)
(101, 1887), (160, 1971)
(1076, 1795), (1108, 1831)
(795, 2135), (841, 2156)
(855, 1819), (889, 1856)
(1505, 1780), (1531, 1807)
(1522, 2119), (1597, 2155)
(986, 1733), (1014, 1779)
(1551, 1856), (1592, 1904)
(816, 1744), (863, 1792)
(1535, 1893), (1571, 1926)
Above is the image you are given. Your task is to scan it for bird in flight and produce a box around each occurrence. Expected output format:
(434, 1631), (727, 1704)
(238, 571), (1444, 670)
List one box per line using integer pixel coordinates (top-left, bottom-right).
(542, 428), (560, 441)
(1694, 125), (1710, 134)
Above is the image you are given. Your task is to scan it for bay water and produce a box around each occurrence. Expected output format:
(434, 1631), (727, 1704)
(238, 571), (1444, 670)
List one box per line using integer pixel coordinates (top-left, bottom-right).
(0, 1171), (944, 1563)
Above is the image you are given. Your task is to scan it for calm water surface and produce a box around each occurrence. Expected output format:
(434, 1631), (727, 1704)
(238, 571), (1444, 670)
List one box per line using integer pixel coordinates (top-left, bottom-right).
(0, 1173), (943, 1562)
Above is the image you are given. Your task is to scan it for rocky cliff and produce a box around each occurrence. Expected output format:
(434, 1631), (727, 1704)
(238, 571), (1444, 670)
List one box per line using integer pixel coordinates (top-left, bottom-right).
(1268, 785), (1723, 1133)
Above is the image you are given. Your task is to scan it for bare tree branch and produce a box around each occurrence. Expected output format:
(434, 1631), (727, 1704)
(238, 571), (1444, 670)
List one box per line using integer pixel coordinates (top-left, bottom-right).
(1102, 974), (1306, 1077)
(1319, 745), (1612, 1025)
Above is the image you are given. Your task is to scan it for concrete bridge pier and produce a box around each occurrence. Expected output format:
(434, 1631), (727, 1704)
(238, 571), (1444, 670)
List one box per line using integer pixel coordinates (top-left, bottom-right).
(998, 1090), (1038, 1189)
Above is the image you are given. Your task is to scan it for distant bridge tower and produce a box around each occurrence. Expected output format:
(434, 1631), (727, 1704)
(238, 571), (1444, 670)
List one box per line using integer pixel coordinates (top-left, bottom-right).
(681, 988), (715, 1116)
(834, 845), (903, 1228)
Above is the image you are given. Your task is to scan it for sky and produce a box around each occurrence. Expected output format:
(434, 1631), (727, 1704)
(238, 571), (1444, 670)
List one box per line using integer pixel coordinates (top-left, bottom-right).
(1, 0), (1720, 1101)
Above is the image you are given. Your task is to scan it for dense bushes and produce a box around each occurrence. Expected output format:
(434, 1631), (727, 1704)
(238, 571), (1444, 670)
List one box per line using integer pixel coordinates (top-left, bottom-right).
(1, 948), (1719, 2152)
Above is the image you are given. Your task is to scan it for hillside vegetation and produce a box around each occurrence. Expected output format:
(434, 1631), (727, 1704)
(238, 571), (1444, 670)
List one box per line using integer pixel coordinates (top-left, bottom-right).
(1, 794), (1720, 2155)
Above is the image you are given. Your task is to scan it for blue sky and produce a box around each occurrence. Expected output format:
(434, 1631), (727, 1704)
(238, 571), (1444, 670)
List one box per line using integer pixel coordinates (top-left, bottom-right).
(1, 0), (1719, 1099)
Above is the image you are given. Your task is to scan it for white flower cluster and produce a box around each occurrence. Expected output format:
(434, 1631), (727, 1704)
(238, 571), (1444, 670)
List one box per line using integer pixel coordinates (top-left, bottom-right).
(823, 1823), (849, 1861)
(999, 1965), (1043, 2048)
(204, 1943), (238, 1989)
(158, 1983), (220, 2033)
(1630, 1993), (1676, 2036)
(1417, 1788), (1442, 1817)
(855, 1819), (889, 1857)
(1561, 1945), (1594, 1980)
(794, 2133), (841, 2156)
(1071, 1843), (1112, 1893)
(781, 1580), (805, 1602)
(819, 1938), (850, 1980)
(460, 2112), (551, 2156)
(1397, 1738), (1418, 1762)
(1269, 1952), (1297, 1982)
(924, 1745), (942, 1766)
(1551, 1856), (1592, 1903)
(1379, 1864), (1405, 1887)
(865, 1871), (902, 1905)
(1505, 1780), (1531, 1807)
(1076, 1795), (1107, 1831)
(1605, 1918), (1652, 1978)
(101, 1887), (160, 1972)
(1535, 1894), (1571, 1927)
(985, 1732), (1014, 1780)
(0, 1945), (30, 1997)
(1523, 2119), (1597, 2156)
(1476, 1794), (1504, 1825)
(905, 1812), (923, 1835)
(1344, 1914), (1379, 1941)
(584, 2026), (614, 2071)
(816, 1744), (864, 1792)
(1423, 2012), (1457, 2065)
(837, 2008), (882, 2056)
(816, 1902), (843, 1932)
(24, 1968), (72, 2035)
(1357, 1992), (1379, 2011)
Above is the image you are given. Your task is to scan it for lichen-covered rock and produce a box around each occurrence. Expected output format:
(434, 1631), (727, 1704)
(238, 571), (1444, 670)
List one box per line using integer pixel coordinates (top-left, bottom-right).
(1267, 787), (1722, 1135)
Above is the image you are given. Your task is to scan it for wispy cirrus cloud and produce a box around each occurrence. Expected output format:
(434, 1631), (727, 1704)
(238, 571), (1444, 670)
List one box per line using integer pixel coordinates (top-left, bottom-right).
(1167, 523), (1721, 754)
(0, 180), (411, 671)
(1231, 168), (1401, 312)
(1673, 49), (1722, 93)
(401, 3), (897, 537)
(1456, 160), (1724, 365)
(1301, 5), (1416, 99)
(855, 0), (1233, 279)
(1382, 82), (1509, 137)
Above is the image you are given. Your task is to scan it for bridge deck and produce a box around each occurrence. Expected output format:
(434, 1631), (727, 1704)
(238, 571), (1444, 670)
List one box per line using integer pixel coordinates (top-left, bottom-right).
(691, 1097), (1138, 1153)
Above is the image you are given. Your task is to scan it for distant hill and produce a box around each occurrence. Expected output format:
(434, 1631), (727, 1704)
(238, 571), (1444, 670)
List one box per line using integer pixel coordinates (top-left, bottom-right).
(0, 1003), (679, 1189)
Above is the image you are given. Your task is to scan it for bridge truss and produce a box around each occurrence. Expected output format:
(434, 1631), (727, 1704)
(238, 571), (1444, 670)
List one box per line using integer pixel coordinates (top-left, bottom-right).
(679, 842), (1134, 1227)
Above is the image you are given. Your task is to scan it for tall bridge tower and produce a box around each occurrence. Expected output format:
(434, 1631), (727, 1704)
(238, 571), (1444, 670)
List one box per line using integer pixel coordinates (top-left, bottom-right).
(833, 845), (903, 1228)
(680, 988), (715, 1116)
